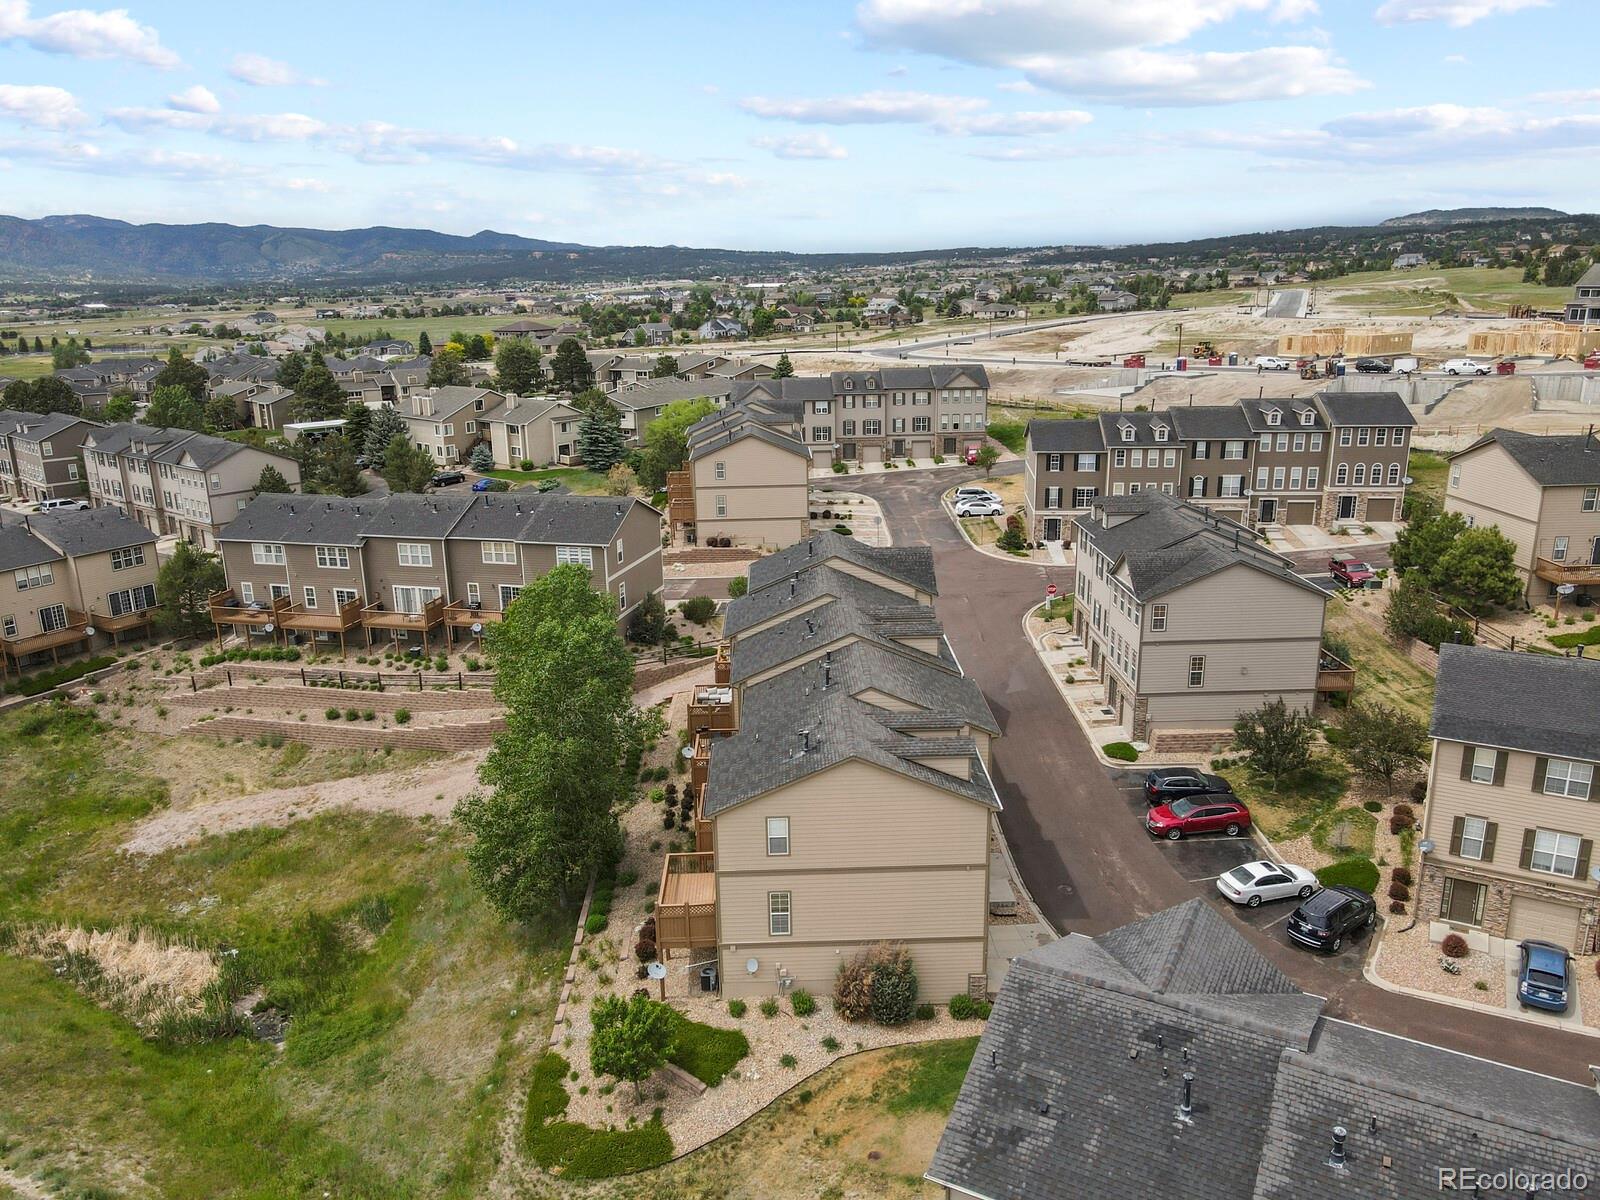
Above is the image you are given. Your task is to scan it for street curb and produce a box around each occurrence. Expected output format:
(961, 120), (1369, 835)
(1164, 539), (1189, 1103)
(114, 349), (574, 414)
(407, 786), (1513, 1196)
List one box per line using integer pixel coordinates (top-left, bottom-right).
(1362, 936), (1600, 1040)
(1022, 601), (1142, 771)
(944, 494), (1056, 567)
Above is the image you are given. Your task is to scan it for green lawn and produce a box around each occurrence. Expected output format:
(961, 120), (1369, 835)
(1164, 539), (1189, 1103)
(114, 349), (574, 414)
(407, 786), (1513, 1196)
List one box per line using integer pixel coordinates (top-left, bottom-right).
(317, 313), (514, 347)
(1168, 289), (1251, 310)
(0, 702), (568, 1199)
(1316, 266), (1570, 313)
(1216, 754), (1351, 841)
(669, 1017), (750, 1086)
(1547, 623), (1600, 648)
(1407, 449), (1449, 507)
(480, 465), (610, 494)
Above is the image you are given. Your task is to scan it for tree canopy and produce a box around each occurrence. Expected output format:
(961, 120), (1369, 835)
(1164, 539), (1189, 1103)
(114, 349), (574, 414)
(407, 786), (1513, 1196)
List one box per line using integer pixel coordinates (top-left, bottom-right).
(145, 384), (207, 432)
(1232, 698), (1314, 790)
(156, 541), (225, 636)
(288, 356), (348, 423)
(577, 404), (627, 472)
(1339, 703), (1428, 793)
(380, 437), (436, 493)
(589, 995), (677, 1100)
(364, 406), (410, 466)
(427, 345), (471, 387)
(550, 338), (594, 393)
(493, 338), (544, 394)
(636, 396), (715, 488)
(152, 347), (208, 400)
(254, 464), (292, 494)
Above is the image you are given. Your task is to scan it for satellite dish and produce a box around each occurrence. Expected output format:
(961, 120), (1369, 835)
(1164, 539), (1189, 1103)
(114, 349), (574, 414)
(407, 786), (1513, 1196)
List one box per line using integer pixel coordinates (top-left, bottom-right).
(262, 622), (275, 633)
(646, 961), (667, 980)
(470, 621), (483, 634)
(745, 957), (760, 975)
(681, 744), (695, 759)
(1418, 839), (1435, 855)
(83, 626), (96, 636)
(1402, 476), (1414, 486)
(1558, 584), (1577, 595)
(1589, 865), (1600, 884)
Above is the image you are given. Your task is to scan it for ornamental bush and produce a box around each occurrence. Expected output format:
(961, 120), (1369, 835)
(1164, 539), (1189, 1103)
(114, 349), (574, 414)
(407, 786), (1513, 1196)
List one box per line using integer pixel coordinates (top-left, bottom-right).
(1441, 933), (1469, 958)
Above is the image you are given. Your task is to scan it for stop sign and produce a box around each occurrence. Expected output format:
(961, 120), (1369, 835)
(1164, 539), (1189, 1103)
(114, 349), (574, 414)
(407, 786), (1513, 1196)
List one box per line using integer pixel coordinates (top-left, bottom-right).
(1046, 583), (1058, 597)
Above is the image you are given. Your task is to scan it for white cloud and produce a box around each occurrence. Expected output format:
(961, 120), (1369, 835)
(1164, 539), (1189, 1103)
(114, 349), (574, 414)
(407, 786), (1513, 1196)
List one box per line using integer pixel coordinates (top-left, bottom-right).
(886, 64), (908, 76)
(853, 0), (1365, 105)
(280, 176), (330, 193)
(0, 0), (178, 67)
(0, 83), (86, 129)
(1373, 0), (1549, 26)
(1529, 88), (1600, 105)
(1443, 53), (1469, 63)
(740, 89), (1090, 135)
(228, 52), (324, 87)
(996, 79), (1040, 93)
(107, 106), (328, 141)
(753, 132), (850, 159)
(167, 84), (220, 114)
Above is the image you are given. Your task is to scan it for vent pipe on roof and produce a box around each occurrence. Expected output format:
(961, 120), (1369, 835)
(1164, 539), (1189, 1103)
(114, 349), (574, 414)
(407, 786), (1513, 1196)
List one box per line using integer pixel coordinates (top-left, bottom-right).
(1179, 1073), (1194, 1119)
(804, 617), (815, 638)
(790, 572), (798, 597)
(1329, 1126), (1348, 1169)
(800, 729), (812, 753)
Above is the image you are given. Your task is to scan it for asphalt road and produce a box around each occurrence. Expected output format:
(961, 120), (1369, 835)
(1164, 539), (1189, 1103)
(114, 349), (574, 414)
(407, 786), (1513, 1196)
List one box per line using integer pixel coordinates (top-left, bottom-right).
(849, 462), (1598, 1083)
(1266, 288), (1309, 319)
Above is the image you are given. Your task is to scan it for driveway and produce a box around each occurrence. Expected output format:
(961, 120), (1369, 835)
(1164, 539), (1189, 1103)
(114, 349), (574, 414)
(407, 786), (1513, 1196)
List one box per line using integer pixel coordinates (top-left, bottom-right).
(849, 462), (1600, 1082)
(1266, 288), (1309, 319)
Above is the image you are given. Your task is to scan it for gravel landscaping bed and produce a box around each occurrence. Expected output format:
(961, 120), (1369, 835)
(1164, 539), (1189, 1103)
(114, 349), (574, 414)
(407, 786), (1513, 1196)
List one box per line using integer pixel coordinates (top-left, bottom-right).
(1375, 921), (1503, 1007)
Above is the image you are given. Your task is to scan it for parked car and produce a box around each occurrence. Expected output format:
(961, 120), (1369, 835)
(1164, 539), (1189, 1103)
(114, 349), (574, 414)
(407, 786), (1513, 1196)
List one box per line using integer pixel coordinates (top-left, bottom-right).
(955, 498), (1004, 518)
(1285, 885), (1375, 953)
(1516, 939), (1573, 1013)
(429, 469), (466, 488)
(1440, 358), (1491, 376)
(1144, 796), (1251, 840)
(1354, 357), (1390, 373)
(35, 497), (90, 512)
(1328, 556), (1377, 587)
(470, 478), (495, 492)
(1254, 356), (1292, 371)
(954, 486), (1000, 501)
(1216, 860), (1320, 907)
(1143, 768), (1233, 806)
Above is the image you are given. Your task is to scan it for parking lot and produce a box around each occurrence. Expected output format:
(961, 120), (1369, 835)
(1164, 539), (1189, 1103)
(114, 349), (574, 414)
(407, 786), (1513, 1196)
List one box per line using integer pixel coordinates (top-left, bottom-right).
(1106, 766), (1376, 975)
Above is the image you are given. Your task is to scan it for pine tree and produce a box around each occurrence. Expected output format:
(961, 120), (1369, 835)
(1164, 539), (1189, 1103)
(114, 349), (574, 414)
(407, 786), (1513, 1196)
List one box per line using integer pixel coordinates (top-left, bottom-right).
(254, 464), (292, 494)
(364, 406), (410, 466)
(417, 330), (432, 356)
(550, 337), (594, 392)
(469, 442), (495, 472)
(289, 357), (347, 422)
(773, 351), (794, 378)
(276, 349), (307, 392)
(381, 437), (437, 493)
(493, 338), (544, 393)
(577, 404), (626, 471)
(322, 439), (369, 497)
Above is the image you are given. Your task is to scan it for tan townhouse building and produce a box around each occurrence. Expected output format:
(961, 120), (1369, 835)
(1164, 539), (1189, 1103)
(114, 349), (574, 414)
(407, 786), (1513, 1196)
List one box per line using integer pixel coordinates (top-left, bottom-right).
(0, 507), (160, 675)
(608, 377), (735, 445)
(1073, 491), (1333, 745)
(213, 490), (663, 649)
(394, 386), (505, 466)
(481, 396), (585, 469)
(0, 410), (100, 504)
(1444, 428), (1600, 605)
(656, 531), (1000, 999)
(668, 405), (811, 548)
(1022, 391), (1416, 541)
(81, 422), (302, 549)
(1419, 644), (1600, 953)
(733, 365), (990, 465)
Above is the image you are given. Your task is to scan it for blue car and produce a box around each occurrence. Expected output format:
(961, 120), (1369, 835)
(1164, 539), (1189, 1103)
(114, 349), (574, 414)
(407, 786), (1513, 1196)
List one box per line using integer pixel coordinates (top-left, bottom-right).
(471, 478), (493, 492)
(1517, 939), (1574, 1013)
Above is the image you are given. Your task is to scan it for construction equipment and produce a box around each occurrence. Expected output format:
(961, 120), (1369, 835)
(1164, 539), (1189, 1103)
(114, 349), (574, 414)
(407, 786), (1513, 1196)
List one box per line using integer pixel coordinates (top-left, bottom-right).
(1122, 353), (1146, 369)
(1190, 340), (1218, 359)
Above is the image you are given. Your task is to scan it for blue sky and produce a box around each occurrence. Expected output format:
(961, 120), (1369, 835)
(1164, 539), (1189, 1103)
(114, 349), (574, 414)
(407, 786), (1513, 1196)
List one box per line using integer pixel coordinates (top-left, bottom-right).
(0, 0), (1594, 252)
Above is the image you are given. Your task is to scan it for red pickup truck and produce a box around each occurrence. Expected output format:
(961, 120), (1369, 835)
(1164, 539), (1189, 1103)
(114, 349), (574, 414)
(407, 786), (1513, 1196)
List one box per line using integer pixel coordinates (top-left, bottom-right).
(1329, 556), (1377, 588)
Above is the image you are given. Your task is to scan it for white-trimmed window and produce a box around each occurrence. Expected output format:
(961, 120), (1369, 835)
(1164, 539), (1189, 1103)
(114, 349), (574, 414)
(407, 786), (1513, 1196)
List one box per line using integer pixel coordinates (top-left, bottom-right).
(1154, 424), (1169, 442)
(1388, 463), (1402, 485)
(1187, 655), (1205, 687)
(14, 563), (54, 590)
(315, 545), (350, 569)
(714, 460), (726, 480)
(616, 539), (624, 564)
(1530, 829), (1581, 878)
(252, 542), (285, 566)
(715, 494), (727, 517)
(1544, 759), (1593, 800)
(1353, 464), (1367, 486)
(1, 615), (14, 639)
(482, 541), (517, 565)
(333, 588), (358, 606)
(1584, 487), (1598, 513)
(240, 581), (254, 604)
(766, 817), (790, 856)
(1075, 453), (1097, 472)
(1335, 463), (1349, 486)
(1339, 428), (1353, 446)
(499, 584), (522, 609)
(1357, 427), (1370, 446)
(1375, 427), (1388, 447)
(466, 581), (481, 605)
(1047, 454), (1063, 472)
(302, 586), (317, 609)
(397, 542), (433, 567)
(1458, 816), (1488, 861)
(556, 546), (593, 567)
(768, 891), (792, 936)
(1264, 407), (1281, 426)
(1310, 433), (1323, 452)
(1150, 604), (1167, 632)
(618, 581), (626, 609)
(1469, 746), (1498, 784)
(1553, 536), (1569, 562)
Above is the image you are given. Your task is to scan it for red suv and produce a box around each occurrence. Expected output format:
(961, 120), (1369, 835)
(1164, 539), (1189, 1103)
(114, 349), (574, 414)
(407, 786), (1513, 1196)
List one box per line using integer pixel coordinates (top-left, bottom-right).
(1329, 556), (1376, 588)
(1145, 796), (1251, 840)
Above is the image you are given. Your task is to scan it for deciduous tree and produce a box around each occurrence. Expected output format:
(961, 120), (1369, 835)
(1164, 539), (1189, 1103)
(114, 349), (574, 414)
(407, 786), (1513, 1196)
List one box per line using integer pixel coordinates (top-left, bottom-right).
(1339, 703), (1428, 793)
(145, 384), (206, 431)
(104, 392), (136, 423)
(289, 357), (347, 423)
(156, 541), (225, 636)
(636, 396), (715, 488)
(493, 338), (544, 394)
(550, 337), (594, 392)
(1232, 698), (1313, 791)
(588, 994), (676, 1100)
(974, 444), (1000, 477)
(152, 347), (208, 400)
(427, 344), (471, 387)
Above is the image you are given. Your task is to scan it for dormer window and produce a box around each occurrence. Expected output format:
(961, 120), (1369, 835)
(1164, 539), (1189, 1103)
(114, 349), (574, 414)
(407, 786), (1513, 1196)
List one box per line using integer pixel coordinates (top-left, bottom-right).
(1153, 424), (1169, 442)
(1264, 408), (1281, 426)
(1299, 409), (1314, 426)
(844, 378), (853, 391)
(1120, 423), (1134, 442)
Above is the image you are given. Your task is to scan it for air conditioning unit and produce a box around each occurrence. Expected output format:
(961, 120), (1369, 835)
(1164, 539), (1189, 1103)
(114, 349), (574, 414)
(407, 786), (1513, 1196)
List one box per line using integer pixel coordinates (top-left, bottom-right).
(777, 974), (794, 991)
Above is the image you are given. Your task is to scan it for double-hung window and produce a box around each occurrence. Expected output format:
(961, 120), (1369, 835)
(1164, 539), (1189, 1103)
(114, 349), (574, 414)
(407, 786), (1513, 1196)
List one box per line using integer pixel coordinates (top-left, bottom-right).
(1544, 758), (1593, 800)
(1047, 454), (1063, 472)
(481, 541), (517, 565)
(1530, 829), (1581, 877)
(397, 542), (432, 567)
(768, 891), (792, 936)
(1187, 655), (1205, 687)
(252, 542), (285, 566)
(1468, 746), (1498, 784)
(109, 545), (145, 570)
(555, 546), (593, 568)
(315, 545), (349, 569)
(1150, 604), (1167, 632)
(1458, 816), (1488, 860)
(766, 817), (789, 855)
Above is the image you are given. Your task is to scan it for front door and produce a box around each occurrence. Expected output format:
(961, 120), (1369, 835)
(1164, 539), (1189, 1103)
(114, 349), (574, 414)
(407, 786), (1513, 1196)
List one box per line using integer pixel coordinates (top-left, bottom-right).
(1043, 517), (1062, 542)
(1592, 535), (1600, 565)
(943, 437), (957, 454)
(1257, 498), (1277, 523)
(1337, 494), (1357, 521)
(891, 438), (906, 457)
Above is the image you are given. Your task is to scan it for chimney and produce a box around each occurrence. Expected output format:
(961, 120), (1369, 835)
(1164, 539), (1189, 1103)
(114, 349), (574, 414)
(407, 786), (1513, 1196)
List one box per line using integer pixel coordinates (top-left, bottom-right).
(506, 392), (518, 412)
(1179, 1072), (1194, 1119)
(800, 729), (812, 753)
(790, 572), (798, 597)
(1329, 1126), (1347, 1169)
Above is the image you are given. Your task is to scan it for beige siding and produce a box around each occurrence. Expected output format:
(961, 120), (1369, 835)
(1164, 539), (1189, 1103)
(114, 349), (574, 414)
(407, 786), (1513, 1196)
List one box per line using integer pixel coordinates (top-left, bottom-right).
(66, 545), (160, 617)
(719, 938), (985, 1001)
(0, 559), (73, 637)
(1444, 441), (1544, 586)
(691, 436), (810, 549)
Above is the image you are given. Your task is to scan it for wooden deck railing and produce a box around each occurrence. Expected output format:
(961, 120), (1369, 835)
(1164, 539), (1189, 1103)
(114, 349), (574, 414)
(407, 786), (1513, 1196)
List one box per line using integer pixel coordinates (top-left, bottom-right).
(655, 851), (716, 954)
(714, 642), (730, 686)
(1535, 557), (1600, 586)
(443, 599), (505, 628)
(1316, 650), (1356, 694)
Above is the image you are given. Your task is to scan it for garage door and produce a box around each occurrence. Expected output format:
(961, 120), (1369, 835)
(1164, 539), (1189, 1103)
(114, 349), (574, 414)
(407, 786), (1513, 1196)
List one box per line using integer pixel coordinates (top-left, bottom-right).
(1507, 896), (1582, 947)
(1284, 500), (1317, 525)
(1366, 498), (1397, 522)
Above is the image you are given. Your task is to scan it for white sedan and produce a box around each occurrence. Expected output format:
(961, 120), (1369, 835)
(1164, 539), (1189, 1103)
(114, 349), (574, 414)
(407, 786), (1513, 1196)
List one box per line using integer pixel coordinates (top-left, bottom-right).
(1216, 860), (1320, 907)
(1440, 358), (1491, 376)
(1254, 356), (1293, 371)
(955, 498), (1004, 518)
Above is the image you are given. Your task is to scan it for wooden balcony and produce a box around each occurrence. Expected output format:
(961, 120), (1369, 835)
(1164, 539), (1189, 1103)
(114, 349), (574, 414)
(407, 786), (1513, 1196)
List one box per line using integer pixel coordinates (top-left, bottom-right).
(88, 605), (153, 646)
(714, 642), (730, 686)
(1535, 557), (1600, 586)
(690, 731), (712, 792)
(280, 595), (364, 653)
(688, 684), (736, 735)
(1, 607), (91, 672)
(692, 783), (714, 853)
(208, 590), (290, 642)
(666, 469), (695, 525)
(656, 851), (717, 955)
(1316, 650), (1356, 694)
(444, 599), (505, 629)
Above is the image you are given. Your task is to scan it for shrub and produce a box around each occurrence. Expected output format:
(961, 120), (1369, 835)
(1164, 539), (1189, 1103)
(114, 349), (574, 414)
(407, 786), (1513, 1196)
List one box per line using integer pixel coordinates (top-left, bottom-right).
(1441, 933), (1469, 958)
(1103, 741), (1139, 762)
(667, 1016), (749, 1086)
(727, 999), (747, 1018)
(869, 945), (918, 1026)
(1362, 800), (1383, 813)
(1391, 866), (1413, 887)
(634, 938), (656, 962)
(1392, 803), (1415, 820)
(1389, 900), (1409, 914)
(362, 709), (375, 721)
(727, 575), (748, 598)
(679, 595), (716, 625)
(12, 654), (116, 696)
(1387, 881), (1411, 902)
(393, 708), (411, 724)
(821, 1035), (840, 1052)
(1389, 813), (1412, 836)
(916, 1002), (936, 1021)
(790, 989), (816, 1017)
(759, 998), (779, 1018)
(345, 707), (361, 721)
(779, 1053), (798, 1069)
(585, 913), (608, 936)
(831, 461), (847, 474)
(326, 707), (341, 720)
(1315, 857), (1379, 894)
(948, 994), (992, 1020)
(1410, 779), (1428, 804)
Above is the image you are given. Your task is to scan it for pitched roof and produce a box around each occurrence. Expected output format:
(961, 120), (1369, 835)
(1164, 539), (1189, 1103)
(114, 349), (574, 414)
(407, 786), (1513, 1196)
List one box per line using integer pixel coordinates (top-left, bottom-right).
(1238, 396), (1324, 433)
(221, 494), (377, 546)
(1098, 410), (1179, 447)
(1075, 491), (1328, 602)
(0, 518), (62, 571)
(1431, 643), (1600, 760)
(727, 592), (953, 685)
(927, 899), (1599, 1200)
(8, 412), (96, 443)
(398, 386), (503, 422)
(685, 408), (810, 461)
(81, 421), (192, 458)
(24, 506), (155, 558)
(1454, 427), (1600, 487)
(1028, 418), (1104, 453)
(723, 562), (911, 637)
(1315, 390), (1416, 428)
(1170, 405), (1253, 440)
(747, 530), (937, 598)
(610, 377), (734, 409)
(155, 430), (264, 470)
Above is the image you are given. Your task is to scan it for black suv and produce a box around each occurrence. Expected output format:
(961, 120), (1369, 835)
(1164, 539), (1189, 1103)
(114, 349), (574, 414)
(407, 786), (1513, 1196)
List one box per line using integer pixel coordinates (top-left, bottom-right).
(1143, 768), (1233, 806)
(1353, 357), (1389, 373)
(429, 469), (466, 488)
(1286, 885), (1376, 953)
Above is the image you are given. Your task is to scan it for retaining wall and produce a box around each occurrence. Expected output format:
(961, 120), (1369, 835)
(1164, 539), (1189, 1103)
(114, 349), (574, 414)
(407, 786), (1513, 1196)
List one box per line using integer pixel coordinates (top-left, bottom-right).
(174, 684), (501, 714)
(190, 714), (504, 750)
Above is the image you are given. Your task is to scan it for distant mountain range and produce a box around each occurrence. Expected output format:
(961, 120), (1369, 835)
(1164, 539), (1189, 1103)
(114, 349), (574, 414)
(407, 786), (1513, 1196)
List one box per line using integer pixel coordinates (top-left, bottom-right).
(1379, 207), (1570, 228)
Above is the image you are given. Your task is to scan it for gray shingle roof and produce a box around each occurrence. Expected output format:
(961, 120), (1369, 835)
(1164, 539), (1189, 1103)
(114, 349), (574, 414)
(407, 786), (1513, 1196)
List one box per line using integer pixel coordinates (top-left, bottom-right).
(221, 494), (377, 546)
(1431, 643), (1600, 760)
(727, 593), (953, 684)
(1238, 397), (1325, 433)
(8, 412), (96, 443)
(1028, 418), (1104, 453)
(155, 430), (270, 471)
(1315, 390), (1416, 428)
(610, 377), (734, 409)
(24, 507), (155, 558)
(1075, 492), (1327, 602)
(1456, 427), (1600, 487)
(724, 563), (914, 637)
(747, 531), (937, 597)
(1098, 410), (1180, 447)
(685, 408), (810, 462)
(81, 422), (193, 458)
(0, 519), (62, 571)
(1171, 405), (1253, 440)
(927, 899), (1600, 1200)
(399, 386), (503, 422)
